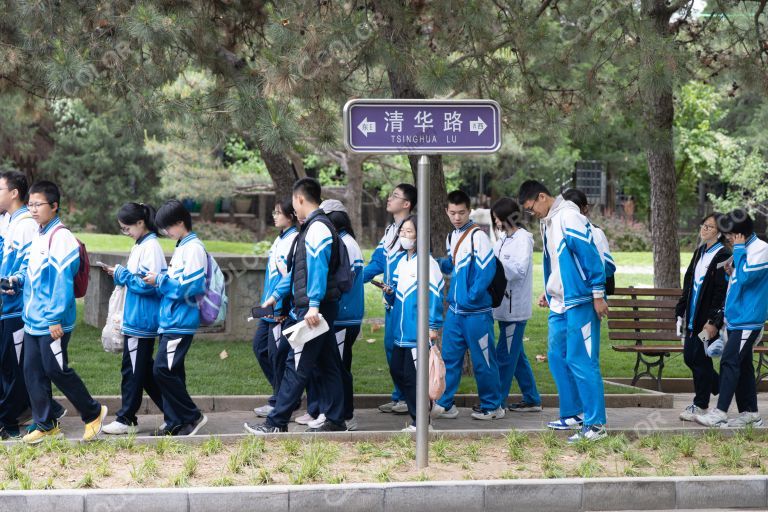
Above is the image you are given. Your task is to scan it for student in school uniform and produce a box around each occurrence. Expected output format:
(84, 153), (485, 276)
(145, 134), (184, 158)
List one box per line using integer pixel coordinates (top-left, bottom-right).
(244, 178), (346, 433)
(252, 198), (299, 419)
(489, 197), (541, 414)
(363, 183), (417, 414)
(14, 181), (107, 444)
(100, 203), (167, 435)
(0, 171), (67, 439)
(519, 180), (608, 443)
(432, 190), (503, 421)
(384, 215), (444, 431)
(696, 211), (768, 428)
(142, 200), (208, 436)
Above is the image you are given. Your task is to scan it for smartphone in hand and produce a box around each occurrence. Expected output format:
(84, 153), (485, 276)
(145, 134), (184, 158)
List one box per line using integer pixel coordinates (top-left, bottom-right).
(251, 305), (275, 318)
(370, 279), (385, 289)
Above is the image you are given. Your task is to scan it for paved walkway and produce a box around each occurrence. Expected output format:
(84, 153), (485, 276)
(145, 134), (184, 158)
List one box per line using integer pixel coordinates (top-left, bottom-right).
(16, 393), (767, 443)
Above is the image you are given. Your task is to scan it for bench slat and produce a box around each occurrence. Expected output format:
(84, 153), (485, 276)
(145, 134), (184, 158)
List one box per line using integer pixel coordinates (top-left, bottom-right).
(608, 320), (677, 330)
(613, 287), (682, 297)
(611, 344), (683, 353)
(610, 331), (681, 341)
(609, 299), (679, 309)
(608, 310), (677, 319)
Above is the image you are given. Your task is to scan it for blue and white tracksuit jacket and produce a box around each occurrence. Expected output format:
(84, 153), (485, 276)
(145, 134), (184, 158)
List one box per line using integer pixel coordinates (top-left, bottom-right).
(336, 231), (365, 328)
(440, 221), (497, 315)
(591, 225), (616, 281)
(1, 207), (37, 320)
(386, 253), (444, 348)
(262, 227), (298, 322)
(724, 234), (768, 331)
(287, 213), (334, 321)
(113, 233), (167, 338)
(18, 217), (80, 336)
(156, 233), (207, 336)
(542, 197), (607, 425)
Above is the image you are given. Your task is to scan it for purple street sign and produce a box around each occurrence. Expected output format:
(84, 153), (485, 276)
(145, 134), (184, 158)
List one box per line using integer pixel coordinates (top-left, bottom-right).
(343, 99), (501, 154)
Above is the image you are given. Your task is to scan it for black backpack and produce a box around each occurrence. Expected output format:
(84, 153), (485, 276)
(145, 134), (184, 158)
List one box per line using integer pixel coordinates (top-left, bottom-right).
(469, 230), (507, 308)
(286, 216), (354, 293)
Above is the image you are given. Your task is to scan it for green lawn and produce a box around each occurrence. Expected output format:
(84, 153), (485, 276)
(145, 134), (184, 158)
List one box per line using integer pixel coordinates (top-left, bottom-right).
(64, 234), (704, 396)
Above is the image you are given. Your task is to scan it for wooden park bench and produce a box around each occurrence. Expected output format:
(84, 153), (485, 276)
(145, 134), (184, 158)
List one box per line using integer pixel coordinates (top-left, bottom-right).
(608, 287), (768, 391)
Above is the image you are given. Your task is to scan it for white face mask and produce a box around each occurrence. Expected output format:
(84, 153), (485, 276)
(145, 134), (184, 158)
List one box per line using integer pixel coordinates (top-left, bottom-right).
(400, 237), (416, 250)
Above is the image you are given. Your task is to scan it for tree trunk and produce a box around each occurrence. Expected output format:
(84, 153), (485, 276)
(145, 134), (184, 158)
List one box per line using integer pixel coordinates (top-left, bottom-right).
(200, 200), (216, 223)
(344, 153), (366, 241)
(639, 0), (681, 288)
(407, 154), (453, 255)
(260, 147), (297, 201)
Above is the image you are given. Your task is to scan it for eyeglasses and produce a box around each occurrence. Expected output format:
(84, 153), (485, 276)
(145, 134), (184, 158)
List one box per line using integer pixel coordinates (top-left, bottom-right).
(700, 224), (717, 232)
(523, 197), (540, 215)
(389, 193), (406, 201)
(119, 225), (131, 234)
(272, 210), (282, 217)
(27, 202), (52, 210)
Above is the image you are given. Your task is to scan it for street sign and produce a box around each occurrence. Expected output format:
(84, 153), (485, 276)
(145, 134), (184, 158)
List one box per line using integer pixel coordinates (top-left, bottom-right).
(343, 99), (501, 154)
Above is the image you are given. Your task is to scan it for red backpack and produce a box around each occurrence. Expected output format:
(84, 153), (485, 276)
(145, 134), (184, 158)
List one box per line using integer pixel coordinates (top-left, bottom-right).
(48, 225), (90, 298)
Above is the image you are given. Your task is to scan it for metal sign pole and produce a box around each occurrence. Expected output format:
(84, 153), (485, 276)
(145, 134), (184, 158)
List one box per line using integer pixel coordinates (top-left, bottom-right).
(415, 154), (431, 469)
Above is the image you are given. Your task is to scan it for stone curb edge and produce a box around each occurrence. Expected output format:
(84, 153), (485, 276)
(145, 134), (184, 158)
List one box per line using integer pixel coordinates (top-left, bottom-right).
(0, 476), (765, 512)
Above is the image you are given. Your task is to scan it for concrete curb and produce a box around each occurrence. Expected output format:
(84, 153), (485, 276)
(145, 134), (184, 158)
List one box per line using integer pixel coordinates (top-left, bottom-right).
(51, 390), (671, 415)
(0, 476), (765, 511)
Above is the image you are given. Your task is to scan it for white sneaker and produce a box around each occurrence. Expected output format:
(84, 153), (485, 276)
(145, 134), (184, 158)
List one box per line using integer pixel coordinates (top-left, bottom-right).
(680, 404), (707, 422)
(430, 404), (459, 419)
(568, 425), (607, 443)
(378, 401), (397, 413)
(307, 414), (326, 429)
(402, 424), (434, 432)
(345, 415), (358, 431)
(695, 408), (728, 428)
(391, 401), (409, 414)
(726, 411), (764, 428)
(294, 412), (315, 425)
(547, 415), (583, 430)
(253, 404), (274, 417)
(102, 421), (136, 435)
(471, 407), (506, 421)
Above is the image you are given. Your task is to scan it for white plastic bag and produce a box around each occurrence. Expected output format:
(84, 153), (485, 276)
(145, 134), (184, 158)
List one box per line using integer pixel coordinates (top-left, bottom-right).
(101, 286), (126, 353)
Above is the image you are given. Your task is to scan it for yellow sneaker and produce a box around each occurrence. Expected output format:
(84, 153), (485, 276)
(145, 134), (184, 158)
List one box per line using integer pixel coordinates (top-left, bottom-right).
(23, 425), (61, 445)
(83, 405), (108, 442)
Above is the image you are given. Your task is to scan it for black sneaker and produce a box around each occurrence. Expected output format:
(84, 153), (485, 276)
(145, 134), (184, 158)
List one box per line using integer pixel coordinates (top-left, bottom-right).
(153, 424), (179, 436)
(177, 414), (208, 436)
(0, 425), (21, 440)
(244, 422), (287, 434)
(472, 404), (483, 413)
(305, 420), (347, 433)
(508, 401), (543, 413)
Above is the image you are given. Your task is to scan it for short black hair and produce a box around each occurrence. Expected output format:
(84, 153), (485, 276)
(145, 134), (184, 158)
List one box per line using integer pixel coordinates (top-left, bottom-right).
(491, 197), (523, 229)
(722, 209), (754, 236)
(327, 210), (355, 239)
(518, 180), (551, 205)
(395, 183), (417, 212)
(276, 197), (298, 225)
(29, 181), (61, 209)
(155, 199), (192, 231)
(562, 188), (588, 210)
(447, 190), (471, 209)
(0, 170), (29, 202)
(292, 177), (322, 205)
(118, 202), (158, 234)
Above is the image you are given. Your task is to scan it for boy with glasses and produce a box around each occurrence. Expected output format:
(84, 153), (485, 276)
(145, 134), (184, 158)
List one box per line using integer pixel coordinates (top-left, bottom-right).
(363, 183), (417, 414)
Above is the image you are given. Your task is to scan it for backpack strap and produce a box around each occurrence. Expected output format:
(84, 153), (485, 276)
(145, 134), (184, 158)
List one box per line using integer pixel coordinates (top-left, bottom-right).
(453, 226), (478, 264)
(47, 224), (67, 251)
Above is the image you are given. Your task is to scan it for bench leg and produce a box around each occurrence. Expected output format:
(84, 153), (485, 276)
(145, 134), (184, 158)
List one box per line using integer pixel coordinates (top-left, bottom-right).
(631, 352), (668, 392)
(756, 352), (768, 388)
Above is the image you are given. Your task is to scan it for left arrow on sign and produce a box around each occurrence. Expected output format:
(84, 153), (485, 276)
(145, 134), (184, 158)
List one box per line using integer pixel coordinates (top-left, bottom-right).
(357, 117), (376, 137)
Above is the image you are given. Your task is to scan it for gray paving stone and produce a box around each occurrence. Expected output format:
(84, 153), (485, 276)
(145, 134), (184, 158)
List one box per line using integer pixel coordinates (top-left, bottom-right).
(583, 478), (675, 510)
(85, 489), (189, 512)
(289, 484), (384, 512)
(485, 479), (583, 512)
(383, 482), (485, 512)
(0, 494), (30, 512)
(675, 476), (767, 510)
(188, 487), (289, 512)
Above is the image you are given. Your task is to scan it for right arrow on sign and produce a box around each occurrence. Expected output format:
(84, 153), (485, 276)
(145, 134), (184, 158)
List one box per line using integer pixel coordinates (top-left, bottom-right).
(469, 117), (487, 135)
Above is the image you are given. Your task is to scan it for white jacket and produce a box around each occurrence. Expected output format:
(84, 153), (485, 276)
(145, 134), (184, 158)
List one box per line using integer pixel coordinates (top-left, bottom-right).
(492, 228), (534, 322)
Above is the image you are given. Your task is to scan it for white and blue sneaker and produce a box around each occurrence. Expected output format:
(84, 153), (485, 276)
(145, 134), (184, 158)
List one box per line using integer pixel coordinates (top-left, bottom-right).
(471, 407), (506, 421)
(568, 424), (607, 443)
(547, 415), (583, 430)
(431, 404), (460, 419)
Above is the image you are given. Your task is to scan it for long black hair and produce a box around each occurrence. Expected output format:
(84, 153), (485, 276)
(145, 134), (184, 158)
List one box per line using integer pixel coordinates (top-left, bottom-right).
(490, 197), (524, 229)
(327, 210), (355, 239)
(276, 197), (298, 226)
(117, 202), (158, 234)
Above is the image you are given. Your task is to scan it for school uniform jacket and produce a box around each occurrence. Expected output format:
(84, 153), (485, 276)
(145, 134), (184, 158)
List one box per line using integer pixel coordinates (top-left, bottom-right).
(723, 234), (768, 331)
(676, 241), (730, 335)
(492, 228), (534, 323)
(541, 197), (606, 314)
(113, 233), (167, 337)
(156, 233), (207, 336)
(18, 217), (80, 336)
(387, 252), (444, 348)
(363, 220), (406, 308)
(0, 207), (37, 320)
(262, 226), (298, 322)
(336, 231), (365, 327)
(440, 221), (497, 315)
